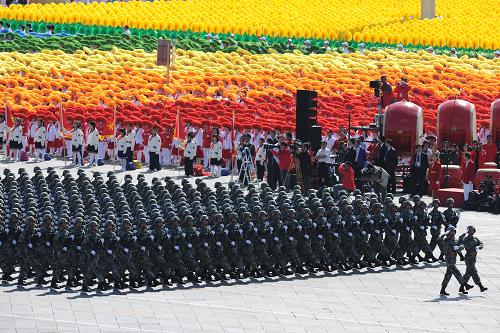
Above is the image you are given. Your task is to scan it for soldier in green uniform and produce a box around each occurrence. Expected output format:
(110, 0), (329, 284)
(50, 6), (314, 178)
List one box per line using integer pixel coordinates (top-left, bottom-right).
(459, 226), (488, 292)
(439, 227), (473, 295)
(52, 219), (74, 288)
(81, 221), (106, 292)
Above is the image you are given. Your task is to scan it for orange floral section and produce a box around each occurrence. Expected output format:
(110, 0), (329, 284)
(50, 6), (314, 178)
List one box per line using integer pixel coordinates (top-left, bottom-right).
(1, 49), (499, 132)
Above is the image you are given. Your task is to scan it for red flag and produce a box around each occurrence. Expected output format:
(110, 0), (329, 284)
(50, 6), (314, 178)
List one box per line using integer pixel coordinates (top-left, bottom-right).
(4, 100), (14, 127)
(173, 110), (185, 141)
(59, 104), (69, 130)
(231, 110), (236, 158)
(101, 106), (116, 137)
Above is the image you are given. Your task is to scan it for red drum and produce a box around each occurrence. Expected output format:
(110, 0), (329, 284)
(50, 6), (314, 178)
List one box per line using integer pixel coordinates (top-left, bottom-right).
(437, 99), (476, 147)
(383, 101), (423, 155)
(491, 99), (500, 146)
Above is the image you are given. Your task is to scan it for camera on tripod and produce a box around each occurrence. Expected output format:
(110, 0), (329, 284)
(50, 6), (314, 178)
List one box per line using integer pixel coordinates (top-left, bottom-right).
(370, 80), (382, 97)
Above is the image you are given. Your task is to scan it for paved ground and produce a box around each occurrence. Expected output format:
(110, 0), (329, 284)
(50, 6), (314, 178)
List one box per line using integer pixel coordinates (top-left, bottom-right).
(1, 159), (499, 332)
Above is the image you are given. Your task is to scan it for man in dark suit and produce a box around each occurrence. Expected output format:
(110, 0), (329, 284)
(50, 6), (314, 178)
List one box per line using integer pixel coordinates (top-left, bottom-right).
(384, 139), (398, 193)
(410, 144), (429, 196)
(345, 138), (356, 166)
(375, 136), (387, 167)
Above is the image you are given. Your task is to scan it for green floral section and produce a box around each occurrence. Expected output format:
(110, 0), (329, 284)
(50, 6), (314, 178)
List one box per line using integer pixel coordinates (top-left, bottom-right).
(0, 18), (496, 58)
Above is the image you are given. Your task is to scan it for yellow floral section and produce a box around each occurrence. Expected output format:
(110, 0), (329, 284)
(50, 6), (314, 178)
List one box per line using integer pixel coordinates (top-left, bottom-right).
(1, 48), (499, 110)
(1, 0), (499, 49)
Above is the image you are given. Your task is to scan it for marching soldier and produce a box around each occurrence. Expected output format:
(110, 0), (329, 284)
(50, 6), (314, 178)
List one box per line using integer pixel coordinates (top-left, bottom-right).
(52, 219), (74, 288)
(459, 226), (488, 292)
(428, 199), (445, 260)
(439, 227), (473, 295)
(81, 221), (106, 292)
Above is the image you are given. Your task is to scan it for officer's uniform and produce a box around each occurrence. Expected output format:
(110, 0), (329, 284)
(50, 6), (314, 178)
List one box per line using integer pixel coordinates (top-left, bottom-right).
(184, 137), (197, 177)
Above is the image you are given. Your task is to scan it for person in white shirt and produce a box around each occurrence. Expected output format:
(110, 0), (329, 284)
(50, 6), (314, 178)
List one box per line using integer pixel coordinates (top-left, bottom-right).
(209, 135), (223, 177)
(342, 42), (350, 54)
(63, 121), (84, 166)
(449, 48), (458, 58)
(116, 129), (129, 171)
(86, 121), (99, 167)
(358, 43), (366, 54)
(147, 126), (162, 172)
(134, 123), (144, 163)
(193, 125), (203, 166)
(426, 46), (436, 55)
(315, 141), (332, 187)
(125, 123), (136, 164)
(47, 120), (59, 156)
(27, 117), (37, 155)
(397, 43), (405, 52)
(34, 118), (47, 162)
(324, 130), (336, 150)
(254, 137), (266, 181)
(0, 114), (7, 159)
(477, 124), (490, 145)
(9, 118), (23, 161)
(184, 132), (197, 177)
(221, 127), (233, 170)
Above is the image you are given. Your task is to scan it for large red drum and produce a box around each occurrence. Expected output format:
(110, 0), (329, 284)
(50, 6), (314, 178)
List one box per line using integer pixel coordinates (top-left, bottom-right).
(383, 101), (423, 155)
(491, 99), (500, 146)
(437, 99), (476, 147)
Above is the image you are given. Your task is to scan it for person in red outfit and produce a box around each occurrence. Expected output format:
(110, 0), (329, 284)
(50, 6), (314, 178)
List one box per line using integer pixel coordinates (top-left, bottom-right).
(338, 161), (356, 192)
(272, 142), (292, 191)
(427, 153), (442, 197)
(394, 77), (410, 101)
(483, 135), (498, 163)
(380, 76), (394, 108)
(470, 140), (486, 170)
(462, 152), (476, 201)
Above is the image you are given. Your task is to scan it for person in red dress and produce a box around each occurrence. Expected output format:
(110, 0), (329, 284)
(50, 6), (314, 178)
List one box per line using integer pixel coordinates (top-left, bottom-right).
(394, 77), (410, 101)
(202, 122), (212, 169)
(462, 152), (476, 202)
(428, 153), (442, 197)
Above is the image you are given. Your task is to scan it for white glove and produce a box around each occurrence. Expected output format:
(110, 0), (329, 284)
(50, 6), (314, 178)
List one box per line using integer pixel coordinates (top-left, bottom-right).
(245, 240), (251, 244)
(124, 248), (129, 253)
(62, 246), (67, 252)
(107, 249), (112, 255)
(46, 241), (51, 247)
(326, 223), (331, 228)
(341, 221), (346, 226)
(274, 237), (279, 242)
(28, 243), (33, 249)
(167, 234), (171, 239)
(298, 225), (302, 231)
(392, 229), (396, 234)
(231, 241), (236, 246)
(432, 226), (437, 230)
(90, 250), (96, 256)
(150, 235), (154, 240)
(210, 230), (215, 235)
(399, 218), (403, 223)
(348, 232), (353, 237)
(475, 246), (481, 251)
(361, 231), (366, 235)
(406, 227), (410, 231)
(238, 229), (243, 234)
(224, 229), (229, 235)
(158, 245), (163, 250)
(384, 219), (389, 223)
(369, 220), (374, 224)
(254, 227), (258, 232)
(187, 243), (192, 248)
(312, 223), (317, 228)
(37, 232), (41, 237)
(216, 241), (221, 247)
(76, 245), (81, 251)
(318, 235), (323, 239)
(70, 235), (75, 240)
(356, 221), (360, 225)
(182, 233), (186, 237)
(204, 242), (209, 247)
(100, 238), (104, 244)
(11, 239), (17, 245)
(196, 231), (200, 236)
(375, 230), (380, 234)
(420, 226), (425, 230)
(288, 237), (294, 241)
(132, 236), (137, 241)
(333, 232), (339, 237)
(261, 238), (266, 243)
(174, 245), (179, 250)
(116, 237), (120, 241)
(283, 226), (288, 231)
(304, 234), (309, 239)
(414, 216), (418, 221)
(140, 246), (146, 251)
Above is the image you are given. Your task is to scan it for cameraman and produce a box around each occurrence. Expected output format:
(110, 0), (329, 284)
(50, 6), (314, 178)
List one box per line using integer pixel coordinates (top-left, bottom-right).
(362, 163), (389, 200)
(380, 76), (395, 109)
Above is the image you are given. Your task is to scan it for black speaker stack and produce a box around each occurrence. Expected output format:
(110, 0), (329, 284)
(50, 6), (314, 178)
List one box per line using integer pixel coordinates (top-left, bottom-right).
(296, 90), (322, 151)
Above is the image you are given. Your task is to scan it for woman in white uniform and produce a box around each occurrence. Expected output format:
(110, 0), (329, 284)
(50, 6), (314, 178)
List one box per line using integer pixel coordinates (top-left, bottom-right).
(117, 128), (129, 171)
(63, 121), (84, 166)
(209, 135), (223, 177)
(34, 118), (47, 162)
(9, 118), (23, 161)
(86, 121), (99, 167)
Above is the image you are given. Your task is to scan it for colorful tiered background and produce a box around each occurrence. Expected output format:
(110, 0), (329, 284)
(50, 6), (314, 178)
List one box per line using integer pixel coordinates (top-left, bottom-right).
(1, 0), (499, 132)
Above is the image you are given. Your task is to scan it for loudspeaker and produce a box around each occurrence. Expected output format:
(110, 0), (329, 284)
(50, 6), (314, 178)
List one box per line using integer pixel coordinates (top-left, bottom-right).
(309, 125), (323, 152)
(296, 90), (318, 142)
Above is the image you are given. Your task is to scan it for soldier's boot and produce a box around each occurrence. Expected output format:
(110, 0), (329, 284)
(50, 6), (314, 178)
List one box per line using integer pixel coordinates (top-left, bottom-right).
(358, 260), (368, 268)
(458, 252), (465, 261)
(212, 272), (222, 281)
(440, 287), (449, 296)
(389, 258), (398, 266)
(129, 279), (139, 288)
(409, 256), (419, 265)
(464, 283), (474, 290)
(478, 283), (488, 292)
(50, 280), (60, 289)
(17, 278), (26, 286)
(416, 254), (425, 262)
(438, 254), (445, 262)
(459, 284), (468, 294)
(146, 279), (157, 287)
(66, 279), (75, 288)
(81, 283), (90, 292)
(113, 279), (121, 290)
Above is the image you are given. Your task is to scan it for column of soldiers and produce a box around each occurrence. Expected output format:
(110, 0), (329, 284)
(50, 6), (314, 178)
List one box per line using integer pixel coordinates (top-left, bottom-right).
(0, 167), (487, 294)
